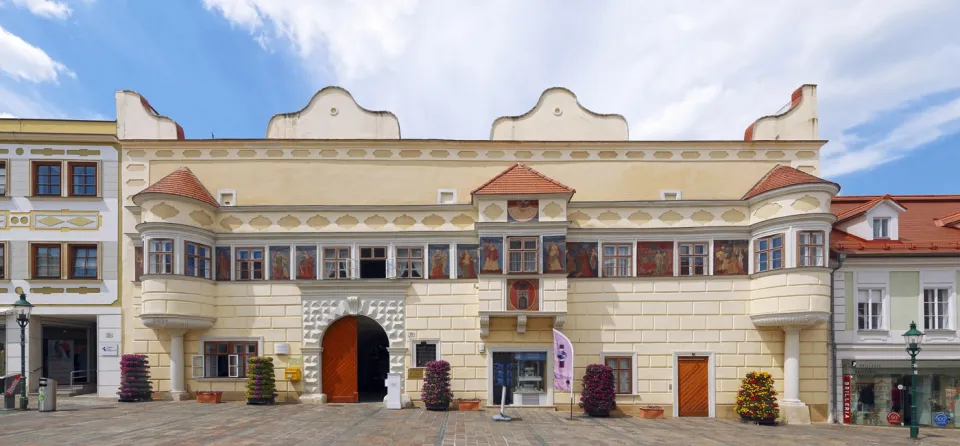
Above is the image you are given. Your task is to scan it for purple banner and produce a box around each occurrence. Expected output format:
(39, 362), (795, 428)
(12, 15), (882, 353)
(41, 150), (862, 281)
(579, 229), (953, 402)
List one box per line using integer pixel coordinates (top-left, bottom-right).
(553, 329), (574, 391)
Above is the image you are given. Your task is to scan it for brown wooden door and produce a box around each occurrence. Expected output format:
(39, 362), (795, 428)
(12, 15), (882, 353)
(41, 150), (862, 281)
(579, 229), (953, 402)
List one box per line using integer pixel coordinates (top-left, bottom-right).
(322, 316), (358, 403)
(677, 356), (709, 417)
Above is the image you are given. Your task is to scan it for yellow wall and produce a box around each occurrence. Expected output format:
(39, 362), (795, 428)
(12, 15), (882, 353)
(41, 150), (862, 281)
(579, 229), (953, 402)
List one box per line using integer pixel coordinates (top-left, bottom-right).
(0, 118), (115, 135)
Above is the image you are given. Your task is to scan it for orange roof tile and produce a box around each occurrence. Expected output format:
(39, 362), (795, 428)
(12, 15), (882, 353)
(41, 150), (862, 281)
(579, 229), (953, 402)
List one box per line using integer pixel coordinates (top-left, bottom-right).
(831, 195), (960, 255)
(471, 163), (575, 196)
(135, 167), (218, 207)
(742, 165), (837, 199)
(833, 194), (904, 223)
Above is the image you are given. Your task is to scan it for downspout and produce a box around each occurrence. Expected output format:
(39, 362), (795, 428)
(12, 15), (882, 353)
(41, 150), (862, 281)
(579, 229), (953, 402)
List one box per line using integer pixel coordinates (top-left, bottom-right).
(827, 251), (846, 424)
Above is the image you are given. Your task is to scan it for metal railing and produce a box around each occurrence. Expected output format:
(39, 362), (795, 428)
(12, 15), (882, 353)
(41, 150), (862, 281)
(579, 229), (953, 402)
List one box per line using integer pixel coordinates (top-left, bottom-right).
(70, 369), (96, 387)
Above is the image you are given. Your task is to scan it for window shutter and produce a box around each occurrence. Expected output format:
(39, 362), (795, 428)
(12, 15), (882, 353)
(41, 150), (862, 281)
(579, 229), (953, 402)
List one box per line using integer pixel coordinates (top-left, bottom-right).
(191, 355), (204, 378)
(228, 354), (240, 378)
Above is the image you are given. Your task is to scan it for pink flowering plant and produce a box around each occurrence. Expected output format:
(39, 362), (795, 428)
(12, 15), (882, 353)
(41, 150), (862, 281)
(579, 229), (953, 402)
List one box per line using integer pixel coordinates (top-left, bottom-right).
(579, 364), (616, 415)
(245, 356), (277, 402)
(117, 354), (152, 402)
(421, 360), (453, 408)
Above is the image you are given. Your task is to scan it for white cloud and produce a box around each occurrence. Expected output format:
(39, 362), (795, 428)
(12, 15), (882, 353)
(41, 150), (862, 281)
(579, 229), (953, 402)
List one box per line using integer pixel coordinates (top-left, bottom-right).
(0, 112), (16, 118)
(203, 0), (960, 177)
(9, 0), (72, 19)
(0, 25), (74, 82)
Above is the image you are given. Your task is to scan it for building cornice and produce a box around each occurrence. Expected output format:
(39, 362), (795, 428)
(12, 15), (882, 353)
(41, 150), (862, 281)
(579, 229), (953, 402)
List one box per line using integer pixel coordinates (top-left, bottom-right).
(139, 314), (216, 331)
(120, 139), (828, 149)
(0, 132), (119, 147)
(744, 183), (839, 205)
(751, 311), (829, 328)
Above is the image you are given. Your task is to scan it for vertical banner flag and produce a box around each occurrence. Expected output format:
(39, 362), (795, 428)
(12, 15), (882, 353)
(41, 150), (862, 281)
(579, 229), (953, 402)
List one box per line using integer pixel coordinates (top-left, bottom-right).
(553, 329), (573, 391)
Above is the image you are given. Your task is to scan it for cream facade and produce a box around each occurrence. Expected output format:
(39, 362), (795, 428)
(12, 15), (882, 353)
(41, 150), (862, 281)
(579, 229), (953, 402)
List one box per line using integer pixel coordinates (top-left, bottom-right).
(119, 85), (835, 423)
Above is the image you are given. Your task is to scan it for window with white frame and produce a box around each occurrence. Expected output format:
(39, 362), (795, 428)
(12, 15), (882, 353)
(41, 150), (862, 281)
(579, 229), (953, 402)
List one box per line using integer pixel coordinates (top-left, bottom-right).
(678, 242), (708, 276)
(396, 246), (424, 279)
(184, 242), (212, 279)
(602, 354), (633, 394)
(192, 340), (258, 378)
(602, 243), (631, 277)
(413, 340), (439, 367)
(797, 231), (825, 267)
(873, 218), (890, 239)
(754, 234), (784, 272)
(148, 239), (174, 275)
(923, 288), (951, 330)
(857, 288), (884, 330)
(507, 237), (538, 273)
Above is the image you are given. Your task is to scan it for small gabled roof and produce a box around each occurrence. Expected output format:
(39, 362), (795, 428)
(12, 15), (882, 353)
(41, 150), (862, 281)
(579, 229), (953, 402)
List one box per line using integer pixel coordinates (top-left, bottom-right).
(834, 194), (905, 224)
(135, 166), (218, 207)
(831, 195), (960, 255)
(742, 165), (837, 200)
(935, 211), (960, 228)
(471, 163), (575, 196)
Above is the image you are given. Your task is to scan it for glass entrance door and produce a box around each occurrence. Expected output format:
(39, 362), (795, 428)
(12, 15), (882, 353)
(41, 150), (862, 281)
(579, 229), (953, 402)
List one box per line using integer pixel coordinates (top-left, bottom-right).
(492, 352), (514, 406)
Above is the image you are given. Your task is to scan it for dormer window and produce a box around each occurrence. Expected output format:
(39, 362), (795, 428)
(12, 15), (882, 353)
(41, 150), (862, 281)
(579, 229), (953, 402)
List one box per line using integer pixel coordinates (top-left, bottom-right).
(873, 217), (890, 239)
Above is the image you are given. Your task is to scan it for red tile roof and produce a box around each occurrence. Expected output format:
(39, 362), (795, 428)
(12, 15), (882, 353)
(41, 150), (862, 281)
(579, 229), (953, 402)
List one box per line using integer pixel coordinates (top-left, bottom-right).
(471, 163), (575, 196)
(742, 165), (837, 199)
(135, 166), (218, 207)
(832, 195), (960, 255)
(833, 194), (905, 224)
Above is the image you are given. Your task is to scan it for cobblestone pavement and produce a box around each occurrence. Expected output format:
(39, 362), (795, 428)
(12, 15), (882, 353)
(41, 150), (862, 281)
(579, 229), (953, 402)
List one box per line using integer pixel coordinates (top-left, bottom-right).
(2, 398), (960, 445)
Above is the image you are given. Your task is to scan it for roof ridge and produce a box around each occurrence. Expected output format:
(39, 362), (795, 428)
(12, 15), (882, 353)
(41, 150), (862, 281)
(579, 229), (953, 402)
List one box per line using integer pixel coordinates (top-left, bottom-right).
(742, 164), (835, 200)
(136, 166), (219, 207)
(471, 163), (575, 196)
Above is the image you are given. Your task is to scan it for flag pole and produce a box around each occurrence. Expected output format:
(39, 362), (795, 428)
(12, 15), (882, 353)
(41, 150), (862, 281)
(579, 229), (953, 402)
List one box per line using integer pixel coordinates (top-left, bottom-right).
(568, 379), (573, 419)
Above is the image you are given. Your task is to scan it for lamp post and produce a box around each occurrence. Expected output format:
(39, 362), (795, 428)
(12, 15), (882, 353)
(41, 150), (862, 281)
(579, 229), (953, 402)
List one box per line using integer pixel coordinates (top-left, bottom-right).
(903, 321), (924, 439)
(11, 287), (33, 411)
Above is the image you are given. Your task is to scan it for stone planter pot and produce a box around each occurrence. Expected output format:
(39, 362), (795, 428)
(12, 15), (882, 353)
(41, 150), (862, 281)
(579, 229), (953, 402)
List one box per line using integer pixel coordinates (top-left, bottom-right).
(586, 409), (611, 417)
(457, 399), (481, 411)
(740, 415), (777, 425)
(196, 391), (223, 404)
(247, 396), (276, 405)
(639, 407), (664, 419)
(425, 402), (449, 411)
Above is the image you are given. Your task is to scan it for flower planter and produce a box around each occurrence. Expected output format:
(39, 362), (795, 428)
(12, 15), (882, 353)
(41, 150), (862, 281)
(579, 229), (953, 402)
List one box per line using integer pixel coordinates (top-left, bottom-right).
(247, 396), (276, 405)
(425, 403), (449, 411)
(245, 357), (277, 406)
(579, 364), (617, 418)
(741, 415), (777, 425)
(587, 409), (610, 417)
(118, 354), (152, 403)
(639, 406), (664, 419)
(457, 399), (480, 411)
(196, 391), (223, 404)
(421, 360), (453, 412)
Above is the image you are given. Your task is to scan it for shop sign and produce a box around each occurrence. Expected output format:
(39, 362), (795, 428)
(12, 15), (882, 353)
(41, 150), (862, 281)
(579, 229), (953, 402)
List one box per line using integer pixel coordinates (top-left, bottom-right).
(407, 368), (424, 380)
(842, 374), (852, 424)
(4, 375), (21, 396)
(887, 411), (902, 425)
(934, 413), (950, 427)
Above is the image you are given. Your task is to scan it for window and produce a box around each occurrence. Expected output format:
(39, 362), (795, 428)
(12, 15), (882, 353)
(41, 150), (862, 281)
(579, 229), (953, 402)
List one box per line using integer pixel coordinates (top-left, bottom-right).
(507, 237), (538, 273)
(0, 243), (5, 279)
(396, 246), (424, 279)
(32, 244), (62, 279)
(68, 162), (97, 197)
(413, 341), (438, 368)
(359, 247), (387, 279)
(678, 243), (708, 276)
(185, 242), (212, 279)
(193, 341), (258, 378)
(857, 289), (884, 330)
(69, 245), (97, 279)
(923, 288), (950, 330)
(323, 247), (350, 279)
(602, 243), (631, 277)
(235, 248), (264, 280)
(437, 189), (457, 204)
(604, 356), (633, 394)
(797, 231), (825, 267)
(0, 161), (6, 196)
(33, 162), (62, 196)
(873, 218), (890, 239)
(148, 239), (174, 275)
(754, 234), (784, 272)
(660, 190), (681, 200)
(217, 190), (236, 206)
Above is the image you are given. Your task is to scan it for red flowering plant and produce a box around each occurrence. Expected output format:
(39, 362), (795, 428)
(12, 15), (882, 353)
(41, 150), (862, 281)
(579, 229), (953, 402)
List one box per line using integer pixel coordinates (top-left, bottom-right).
(117, 354), (152, 402)
(735, 371), (780, 422)
(422, 360), (453, 409)
(579, 364), (616, 415)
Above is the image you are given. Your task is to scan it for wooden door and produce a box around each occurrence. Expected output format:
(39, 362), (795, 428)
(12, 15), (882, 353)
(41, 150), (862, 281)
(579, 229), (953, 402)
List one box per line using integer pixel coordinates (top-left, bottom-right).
(677, 356), (709, 417)
(322, 316), (358, 403)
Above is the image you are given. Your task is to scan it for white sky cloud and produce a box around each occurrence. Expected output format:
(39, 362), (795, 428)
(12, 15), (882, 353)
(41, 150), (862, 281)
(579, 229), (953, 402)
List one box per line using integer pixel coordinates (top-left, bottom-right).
(8, 0), (72, 19)
(0, 24), (73, 82)
(0, 112), (16, 118)
(203, 0), (960, 178)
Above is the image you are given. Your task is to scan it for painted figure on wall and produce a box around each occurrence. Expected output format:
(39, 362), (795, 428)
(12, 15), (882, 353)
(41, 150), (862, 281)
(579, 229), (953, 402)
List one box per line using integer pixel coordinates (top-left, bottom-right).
(566, 242), (598, 278)
(270, 246), (290, 280)
(480, 237), (503, 274)
(542, 235), (566, 274)
(296, 246), (317, 280)
(714, 240), (749, 275)
(507, 279), (539, 311)
(429, 244), (450, 279)
(134, 247), (144, 280)
(507, 200), (539, 222)
(637, 242), (674, 277)
(457, 244), (479, 279)
(215, 247), (231, 281)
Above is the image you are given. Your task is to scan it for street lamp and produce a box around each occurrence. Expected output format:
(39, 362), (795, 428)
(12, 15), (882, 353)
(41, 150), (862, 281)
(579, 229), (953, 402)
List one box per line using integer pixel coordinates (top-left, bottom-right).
(903, 321), (924, 439)
(12, 287), (33, 411)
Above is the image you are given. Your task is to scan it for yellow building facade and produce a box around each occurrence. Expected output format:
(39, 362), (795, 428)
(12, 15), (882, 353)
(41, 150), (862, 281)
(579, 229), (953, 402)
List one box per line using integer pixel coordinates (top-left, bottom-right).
(118, 85), (836, 423)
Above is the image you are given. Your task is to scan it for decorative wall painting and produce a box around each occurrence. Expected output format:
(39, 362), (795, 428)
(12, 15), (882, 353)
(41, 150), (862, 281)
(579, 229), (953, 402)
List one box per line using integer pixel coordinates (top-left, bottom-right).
(134, 246), (144, 280)
(428, 244), (450, 279)
(542, 235), (566, 274)
(507, 279), (539, 311)
(457, 244), (480, 279)
(507, 200), (539, 222)
(479, 237), (503, 274)
(215, 247), (231, 281)
(566, 242), (598, 278)
(714, 240), (749, 275)
(637, 242), (674, 277)
(295, 246), (317, 280)
(269, 246), (291, 280)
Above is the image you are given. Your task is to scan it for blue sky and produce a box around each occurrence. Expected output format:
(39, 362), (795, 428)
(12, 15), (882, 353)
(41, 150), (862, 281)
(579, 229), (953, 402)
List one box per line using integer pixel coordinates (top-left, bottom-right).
(2, 0), (959, 196)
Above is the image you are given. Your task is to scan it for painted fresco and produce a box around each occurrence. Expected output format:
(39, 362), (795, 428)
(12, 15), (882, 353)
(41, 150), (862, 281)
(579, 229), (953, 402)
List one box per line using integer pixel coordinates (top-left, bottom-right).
(215, 247), (231, 281)
(507, 279), (539, 311)
(714, 240), (749, 275)
(542, 235), (566, 274)
(134, 246), (144, 280)
(566, 242), (598, 278)
(480, 237), (503, 274)
(428, 244), (450, 279)
(457, 244), (479, 279)
(637, 242), (674, 277)
(270, 246), (291, 280)
(296, 246), (317, 280)
(507, 200), (539, 222)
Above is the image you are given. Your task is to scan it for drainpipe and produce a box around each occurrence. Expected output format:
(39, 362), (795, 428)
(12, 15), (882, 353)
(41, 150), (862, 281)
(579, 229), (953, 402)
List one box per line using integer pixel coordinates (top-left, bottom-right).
(827, 251), (846, 424)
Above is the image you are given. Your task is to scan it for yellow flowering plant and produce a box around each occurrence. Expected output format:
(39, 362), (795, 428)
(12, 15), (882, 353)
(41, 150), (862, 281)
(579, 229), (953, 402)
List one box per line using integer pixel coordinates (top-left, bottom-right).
(734, 371), (780, 423)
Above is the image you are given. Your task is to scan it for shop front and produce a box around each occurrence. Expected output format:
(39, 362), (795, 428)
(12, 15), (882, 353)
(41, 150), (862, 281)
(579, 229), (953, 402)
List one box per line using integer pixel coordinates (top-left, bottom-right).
(843, 360), (960, 428)
(488, 347), (554, 407)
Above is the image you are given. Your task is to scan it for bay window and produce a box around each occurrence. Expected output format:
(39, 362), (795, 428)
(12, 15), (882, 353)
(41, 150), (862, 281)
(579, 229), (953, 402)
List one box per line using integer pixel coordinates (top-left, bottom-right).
(754, 234), (784, 272)
(797, 231), (825, 267)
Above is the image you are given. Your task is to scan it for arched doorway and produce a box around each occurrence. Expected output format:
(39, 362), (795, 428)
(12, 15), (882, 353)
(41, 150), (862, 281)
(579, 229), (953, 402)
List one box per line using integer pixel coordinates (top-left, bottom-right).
(322, 315), (390, 403)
